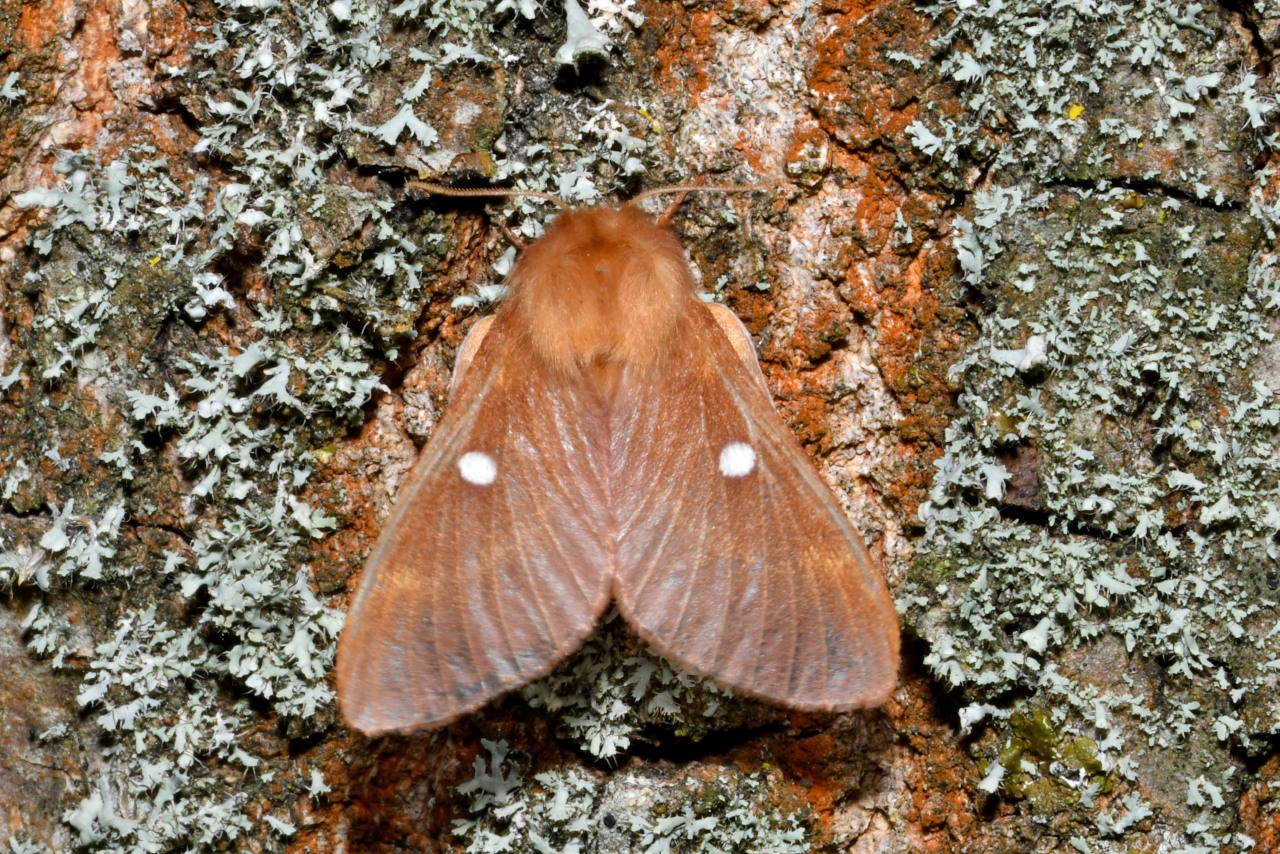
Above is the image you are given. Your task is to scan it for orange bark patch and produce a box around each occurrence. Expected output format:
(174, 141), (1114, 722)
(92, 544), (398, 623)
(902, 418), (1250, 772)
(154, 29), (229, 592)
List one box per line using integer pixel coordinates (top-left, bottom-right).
(857, 235), (965, 517)
(809, 0), (933, 149)
(74, 1), (119, 115)
(644, 4), (717, 104)
(889, 661), (987, 850)
(17, 0), (76, 51)
(794, 0), (971, 516)
(1239, 753), (1280, 853)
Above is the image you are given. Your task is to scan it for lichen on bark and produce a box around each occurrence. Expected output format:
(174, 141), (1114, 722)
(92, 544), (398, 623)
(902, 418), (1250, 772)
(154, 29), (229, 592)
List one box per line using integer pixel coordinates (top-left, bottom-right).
(899, 0), (1280, 849)
(1, 0), (1277, 851)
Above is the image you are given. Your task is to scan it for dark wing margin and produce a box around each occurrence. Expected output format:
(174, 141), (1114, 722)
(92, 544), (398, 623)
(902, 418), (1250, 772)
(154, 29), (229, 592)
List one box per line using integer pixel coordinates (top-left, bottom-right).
(336, 322), (614, 734)
(611, 304), (900, 711)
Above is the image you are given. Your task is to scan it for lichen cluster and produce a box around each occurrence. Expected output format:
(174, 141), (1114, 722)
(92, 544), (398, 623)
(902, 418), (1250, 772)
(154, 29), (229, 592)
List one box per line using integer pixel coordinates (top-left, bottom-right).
(521, 609), (772, 760)
(900, 0), (1279, 848)
(0, 0), (771, 850)
(450, 739), (809, 854)
(7, 9), (428, 842)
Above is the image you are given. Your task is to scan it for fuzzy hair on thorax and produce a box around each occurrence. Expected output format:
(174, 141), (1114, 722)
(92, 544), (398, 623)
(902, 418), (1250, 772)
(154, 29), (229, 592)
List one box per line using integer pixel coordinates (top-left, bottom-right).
(505, 206), (696, 376)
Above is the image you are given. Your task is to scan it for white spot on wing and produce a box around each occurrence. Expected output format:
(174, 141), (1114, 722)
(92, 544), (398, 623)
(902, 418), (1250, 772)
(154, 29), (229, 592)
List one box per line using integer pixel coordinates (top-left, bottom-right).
(719, 442), (756, 478)
(458, 451), (497, 486)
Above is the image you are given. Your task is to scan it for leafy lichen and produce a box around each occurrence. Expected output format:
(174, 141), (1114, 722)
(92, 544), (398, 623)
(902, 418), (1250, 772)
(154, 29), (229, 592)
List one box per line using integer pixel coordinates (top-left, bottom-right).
(1, 0), (673, 847)
(894, 0), (1278, 847)
(450, 739), (810, 853)
(522, 610), (775, 760)
(898, 6), (1277, 845)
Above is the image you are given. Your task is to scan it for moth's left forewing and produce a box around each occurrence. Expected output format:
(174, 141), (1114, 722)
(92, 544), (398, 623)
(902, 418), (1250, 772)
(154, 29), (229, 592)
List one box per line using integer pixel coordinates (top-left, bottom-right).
(612, 302), (900, 711)
(336, 318), (615, 734)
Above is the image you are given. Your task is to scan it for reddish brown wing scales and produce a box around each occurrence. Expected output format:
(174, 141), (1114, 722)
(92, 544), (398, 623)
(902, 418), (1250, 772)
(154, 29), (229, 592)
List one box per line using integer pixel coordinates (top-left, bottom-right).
(335, 320), (614, 734)
(611, 302), (900, 710)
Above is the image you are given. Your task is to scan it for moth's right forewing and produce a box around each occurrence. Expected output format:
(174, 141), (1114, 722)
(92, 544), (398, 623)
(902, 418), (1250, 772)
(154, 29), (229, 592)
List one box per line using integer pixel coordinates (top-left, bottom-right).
(336, 319), (614, 734)
(612, 304), (900, 711)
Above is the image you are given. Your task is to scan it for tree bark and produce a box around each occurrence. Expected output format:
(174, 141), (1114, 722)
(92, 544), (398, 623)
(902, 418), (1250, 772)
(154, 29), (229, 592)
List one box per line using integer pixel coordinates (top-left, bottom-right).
(0, 0), (1276, 851)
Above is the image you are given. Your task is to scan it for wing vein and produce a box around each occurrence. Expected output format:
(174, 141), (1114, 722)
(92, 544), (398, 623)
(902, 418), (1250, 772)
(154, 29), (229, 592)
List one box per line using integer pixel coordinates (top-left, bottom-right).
(778, 448), (819, 701)
(606, 309), (896, 713)
(502, 460), (544, 678)
(553, 406), (601, 604)
(707, 390), (740, 676)
(667, 388), (715, 649)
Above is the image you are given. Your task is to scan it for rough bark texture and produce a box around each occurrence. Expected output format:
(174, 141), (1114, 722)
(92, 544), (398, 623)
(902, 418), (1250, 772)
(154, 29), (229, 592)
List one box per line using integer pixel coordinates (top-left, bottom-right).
(0, 0), (1277, 851)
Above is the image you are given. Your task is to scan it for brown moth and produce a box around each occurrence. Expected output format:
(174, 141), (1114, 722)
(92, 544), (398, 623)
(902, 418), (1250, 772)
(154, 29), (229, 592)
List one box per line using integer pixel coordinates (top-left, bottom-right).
(336, 191), (900, 735)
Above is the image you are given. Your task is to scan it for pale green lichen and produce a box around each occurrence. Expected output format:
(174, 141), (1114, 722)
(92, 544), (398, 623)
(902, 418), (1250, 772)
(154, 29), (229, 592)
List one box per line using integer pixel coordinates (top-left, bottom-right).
(451, 739), (810, 853)
(522, 610), (768, 760)
(903, 0), (1271, 198)
(2, 0), (663, 848)
(895, 0), (1278, 848)
(897, 0), (1277, 845)
(555, 0), (612, 68)
(905, 184), (1275, 849)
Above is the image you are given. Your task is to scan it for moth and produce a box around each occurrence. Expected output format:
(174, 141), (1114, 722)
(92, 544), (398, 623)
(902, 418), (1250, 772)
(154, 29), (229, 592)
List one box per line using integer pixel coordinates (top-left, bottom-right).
(336, 187), (899, 735)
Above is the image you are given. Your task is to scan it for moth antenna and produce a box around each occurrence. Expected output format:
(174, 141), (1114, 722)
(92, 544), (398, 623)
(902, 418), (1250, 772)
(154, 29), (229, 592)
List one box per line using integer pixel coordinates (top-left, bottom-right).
(656, 190), (691, 228)
(406, 180), (571, 211)
(497, 220), (528, 251)
(629, 182), (773, 225)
